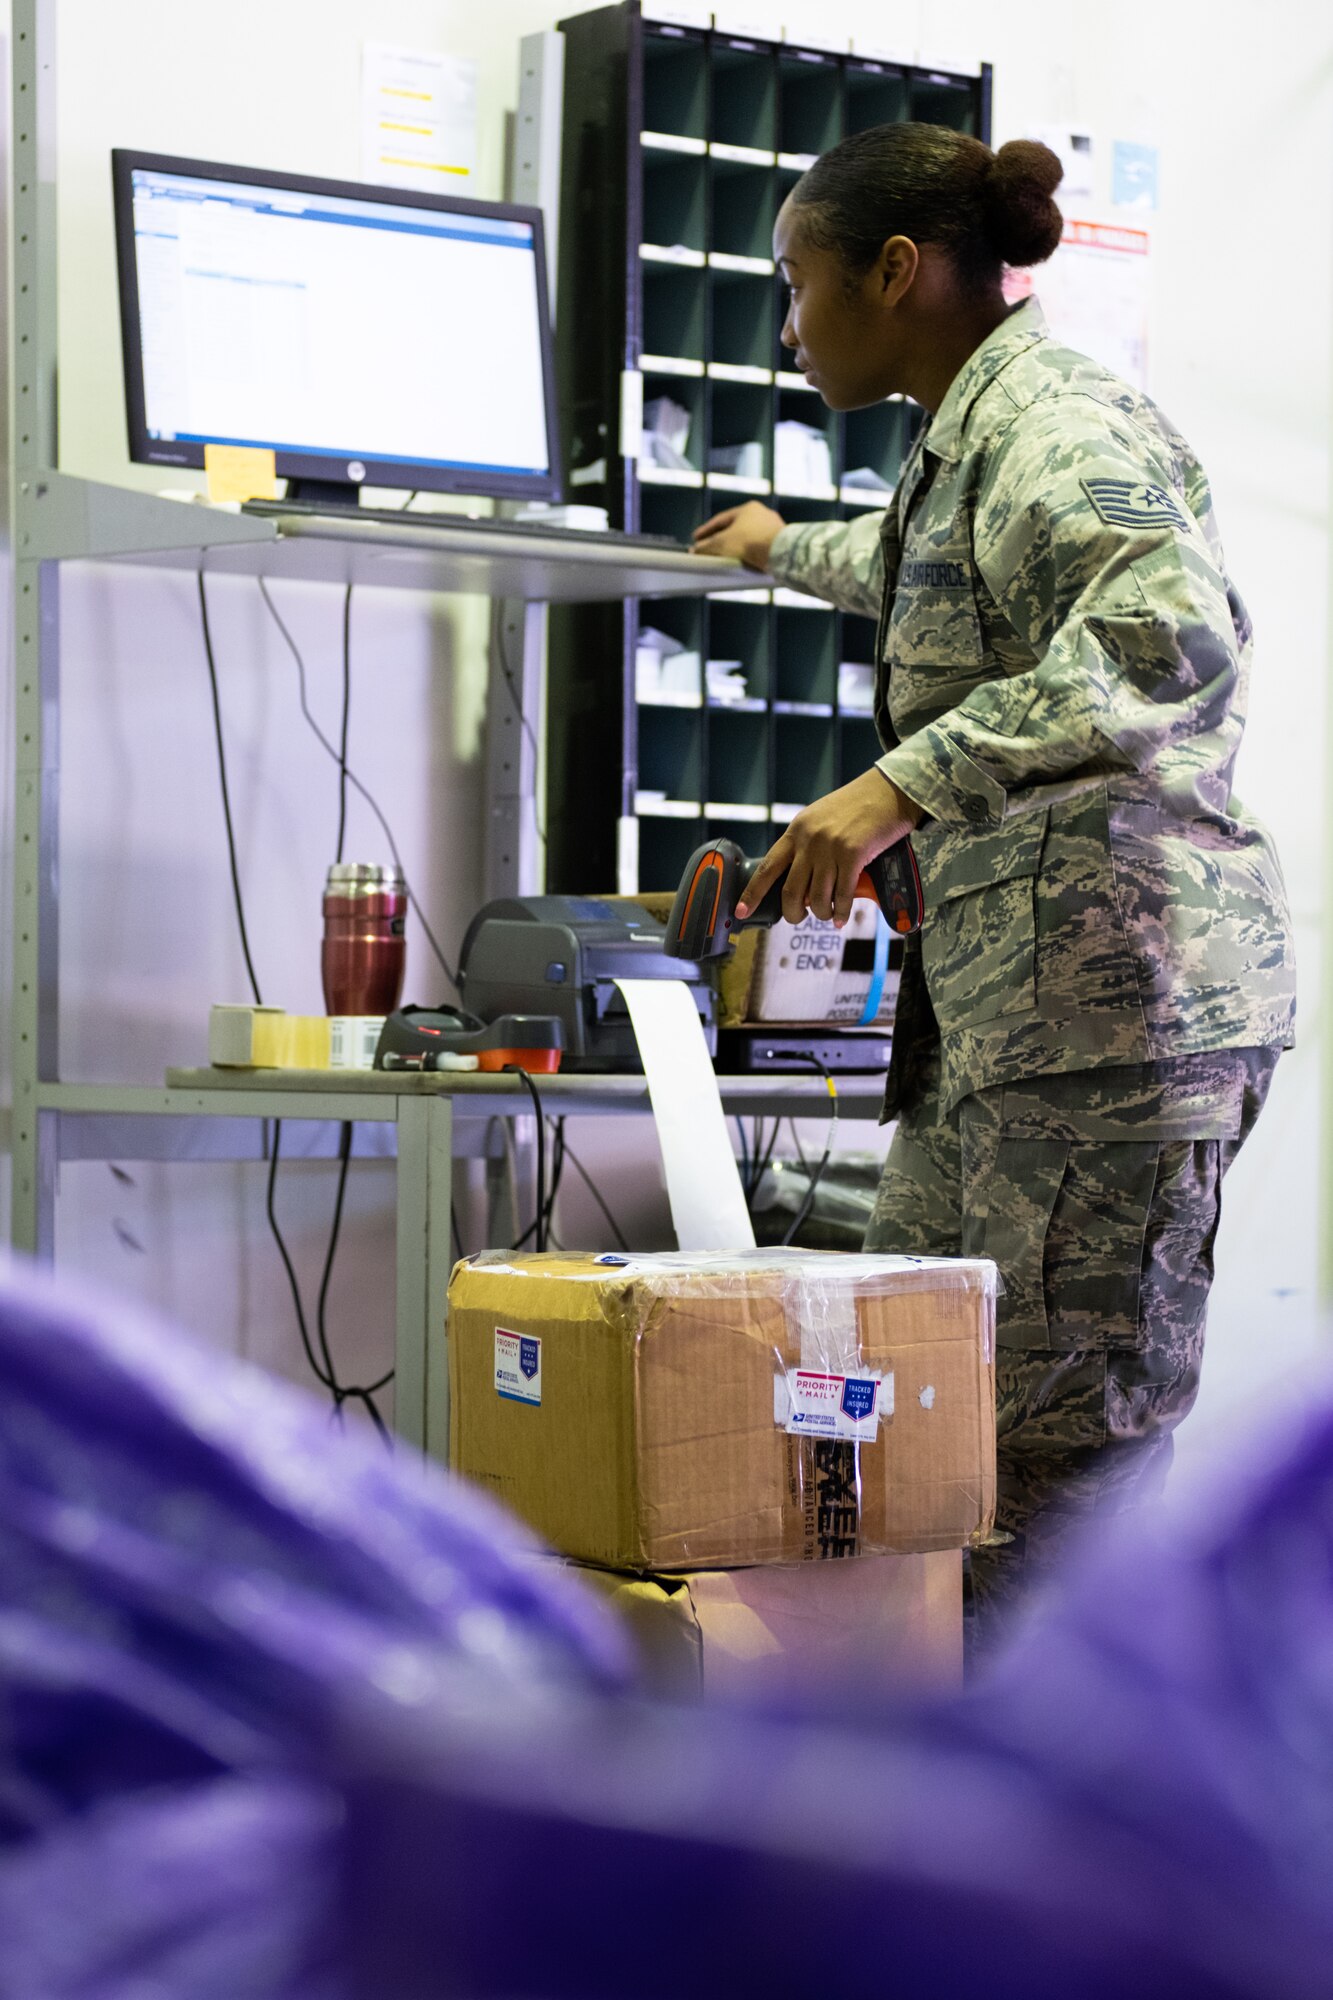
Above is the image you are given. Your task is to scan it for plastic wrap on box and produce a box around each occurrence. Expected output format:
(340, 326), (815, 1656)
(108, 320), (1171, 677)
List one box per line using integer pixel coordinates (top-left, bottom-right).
(448, 1250), (998, 1570)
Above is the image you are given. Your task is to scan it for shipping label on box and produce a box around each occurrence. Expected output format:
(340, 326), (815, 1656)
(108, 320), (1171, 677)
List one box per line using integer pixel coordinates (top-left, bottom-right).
(494, 1327), (542, 1406)
(774, 1367), (891, 1441)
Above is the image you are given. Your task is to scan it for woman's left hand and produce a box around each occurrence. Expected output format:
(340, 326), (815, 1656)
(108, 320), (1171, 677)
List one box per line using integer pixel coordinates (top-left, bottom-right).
(737, 769), (923, 927)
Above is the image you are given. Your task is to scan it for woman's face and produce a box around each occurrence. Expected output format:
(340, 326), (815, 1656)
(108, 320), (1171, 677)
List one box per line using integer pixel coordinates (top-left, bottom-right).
(774, 198), (904, 411)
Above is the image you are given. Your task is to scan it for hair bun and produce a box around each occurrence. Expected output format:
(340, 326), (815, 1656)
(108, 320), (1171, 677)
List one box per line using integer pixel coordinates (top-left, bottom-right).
(984, 139), (1064, 267)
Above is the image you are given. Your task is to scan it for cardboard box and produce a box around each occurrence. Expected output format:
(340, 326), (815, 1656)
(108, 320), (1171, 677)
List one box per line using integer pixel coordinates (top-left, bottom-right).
(570, 1549), (963, 1698)
(747, 905), (901, 1024)
(600, 893), (897, 1030)
(448, 1250), (996, 1570)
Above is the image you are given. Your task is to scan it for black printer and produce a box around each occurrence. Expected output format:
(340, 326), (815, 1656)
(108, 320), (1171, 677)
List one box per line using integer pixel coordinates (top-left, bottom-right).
(458, 896), (716, 1073)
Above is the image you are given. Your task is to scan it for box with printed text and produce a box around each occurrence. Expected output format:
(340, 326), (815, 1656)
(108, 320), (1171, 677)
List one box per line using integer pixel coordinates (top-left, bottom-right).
(447, 1250), (997, 1570)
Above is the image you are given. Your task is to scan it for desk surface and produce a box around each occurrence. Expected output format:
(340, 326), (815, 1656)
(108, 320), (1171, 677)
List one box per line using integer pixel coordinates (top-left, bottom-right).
(160, 1066), (888, 1119)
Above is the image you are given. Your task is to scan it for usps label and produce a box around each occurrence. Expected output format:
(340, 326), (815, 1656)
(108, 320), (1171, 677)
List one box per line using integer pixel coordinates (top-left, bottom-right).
(495, 1327), (542, 1407)
(774, 1368), (890, 1441)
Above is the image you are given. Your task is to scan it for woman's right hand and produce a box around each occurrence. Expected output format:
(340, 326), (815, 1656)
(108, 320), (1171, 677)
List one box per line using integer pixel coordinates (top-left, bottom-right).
(691, 501), (787, 573)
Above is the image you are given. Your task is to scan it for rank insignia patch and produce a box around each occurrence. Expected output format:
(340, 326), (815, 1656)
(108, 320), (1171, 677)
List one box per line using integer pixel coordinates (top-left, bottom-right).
(1081, 477), (1188, 531)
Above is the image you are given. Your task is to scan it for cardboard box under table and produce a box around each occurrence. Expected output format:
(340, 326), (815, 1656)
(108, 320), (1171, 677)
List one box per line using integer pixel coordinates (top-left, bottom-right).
(448, 1250), (997, 1570)
(570, 1549), (964, 1697)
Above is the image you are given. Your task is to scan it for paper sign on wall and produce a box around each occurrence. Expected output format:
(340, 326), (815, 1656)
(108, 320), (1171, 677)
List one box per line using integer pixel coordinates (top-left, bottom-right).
(1112, 140), (1160, 211)
(361, 42), (477, 191)
(1005, 218), (1150, 390)
(1031, 125), (1094, 201)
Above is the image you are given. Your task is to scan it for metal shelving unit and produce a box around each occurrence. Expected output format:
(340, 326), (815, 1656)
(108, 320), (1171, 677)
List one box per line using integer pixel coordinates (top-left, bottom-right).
(545, 2), (991, 895)
(6, 0), (764, 1452)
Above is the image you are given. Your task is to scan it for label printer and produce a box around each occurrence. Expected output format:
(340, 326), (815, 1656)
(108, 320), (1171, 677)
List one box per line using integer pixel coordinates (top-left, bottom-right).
(458, 896), (716, 1073)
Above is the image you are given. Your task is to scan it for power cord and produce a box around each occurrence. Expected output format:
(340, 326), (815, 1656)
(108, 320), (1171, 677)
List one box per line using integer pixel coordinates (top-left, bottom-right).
(257, 576), (459, 990)
(336, 584), (351, 863)
(199, 573), (264, 1006)
(510, 1112), (568, 1253)
(779, 1054), (839, 1247)
(490, 602), (547, 851)
(199, 568), (391, 1440)
(504, 1065), (548, 1252)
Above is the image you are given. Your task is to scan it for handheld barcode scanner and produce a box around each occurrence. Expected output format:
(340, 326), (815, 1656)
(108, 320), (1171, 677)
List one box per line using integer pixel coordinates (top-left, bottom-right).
(664, 836), (924, 961)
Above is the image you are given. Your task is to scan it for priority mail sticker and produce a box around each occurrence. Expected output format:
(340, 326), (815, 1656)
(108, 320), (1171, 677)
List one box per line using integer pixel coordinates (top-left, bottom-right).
(774, 1369), (891, 1442)
(495, 1327), (542, 1406)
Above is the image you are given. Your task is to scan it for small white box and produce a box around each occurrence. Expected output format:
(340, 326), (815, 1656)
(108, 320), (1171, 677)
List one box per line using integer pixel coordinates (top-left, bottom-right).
(749, 901), (899, 1025)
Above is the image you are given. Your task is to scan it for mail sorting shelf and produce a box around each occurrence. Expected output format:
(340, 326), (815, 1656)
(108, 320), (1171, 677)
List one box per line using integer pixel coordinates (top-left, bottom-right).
(546, 2), (990, 897)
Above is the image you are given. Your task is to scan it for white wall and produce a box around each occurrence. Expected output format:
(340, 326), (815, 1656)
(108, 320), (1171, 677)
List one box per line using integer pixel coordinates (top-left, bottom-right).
(4, 2), (1330, 1447)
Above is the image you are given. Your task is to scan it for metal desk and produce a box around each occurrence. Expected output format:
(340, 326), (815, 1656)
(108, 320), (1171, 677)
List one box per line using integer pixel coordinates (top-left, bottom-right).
(37, 1068), (889, 1459)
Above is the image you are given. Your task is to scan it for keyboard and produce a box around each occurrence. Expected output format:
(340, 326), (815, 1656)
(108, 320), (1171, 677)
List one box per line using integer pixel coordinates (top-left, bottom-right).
(241, 499), (685, 553)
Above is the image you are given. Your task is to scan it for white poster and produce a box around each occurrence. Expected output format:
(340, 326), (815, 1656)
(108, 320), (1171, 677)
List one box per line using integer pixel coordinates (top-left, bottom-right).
(1031, 125), (1095, 202)
(360, 42), (477, 191)
(1006, 218), (1150, 390)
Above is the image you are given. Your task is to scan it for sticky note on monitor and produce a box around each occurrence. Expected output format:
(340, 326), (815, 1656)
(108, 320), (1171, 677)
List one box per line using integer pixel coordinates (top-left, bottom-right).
(204, 443), (278, 504)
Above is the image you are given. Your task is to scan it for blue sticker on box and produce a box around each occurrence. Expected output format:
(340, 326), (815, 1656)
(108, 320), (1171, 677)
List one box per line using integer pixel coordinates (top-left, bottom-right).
(840, 1375), (877, 1424)
(495, 1327), (542, 1406)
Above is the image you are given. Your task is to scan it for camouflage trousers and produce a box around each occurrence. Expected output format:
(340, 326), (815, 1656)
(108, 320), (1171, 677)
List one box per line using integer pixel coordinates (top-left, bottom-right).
(864, 1046), (1278, 1647)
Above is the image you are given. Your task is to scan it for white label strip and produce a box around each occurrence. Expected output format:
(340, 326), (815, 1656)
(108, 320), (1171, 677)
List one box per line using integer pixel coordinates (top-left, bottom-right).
(640, 353), (706, 378)
(707, 361), (773, 384)
(619, 370), (644, 459)
(642, 242), (707, 267)
(641, 130), (707, 156)
(616, 815), (640, 896)
(708, 251), (774, 274)
(328, 1015), (385, 1070)
(613, 978), (755, 1251)
(709, 141), (776, 166)
(773, 1368), (891, 1441)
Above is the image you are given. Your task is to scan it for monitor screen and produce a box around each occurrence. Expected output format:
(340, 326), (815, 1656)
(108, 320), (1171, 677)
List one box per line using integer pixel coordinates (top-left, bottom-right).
(112, 151), (561, 503)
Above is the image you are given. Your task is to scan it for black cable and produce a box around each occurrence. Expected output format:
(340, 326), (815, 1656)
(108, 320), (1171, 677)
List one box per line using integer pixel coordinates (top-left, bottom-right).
(734, 1115), (750, 1193)
(257, 577), (459, 989)
(265, 1122), (334, 1393)
(750, 1116), (781, 1200)
(545, 1118), (567, 1240)
(199, 576), (391, 1438)
(509, 1114), (569, 1253)
(198, 571), (263, 1008)
(560, 1135), (630, 1252)
(505, 1067), (547, 1252)
(780, 1055), (839, 1248)
(335, 584), (352, 863)
(315, 1122), (354, 1395)
(491, 603), (547, 849)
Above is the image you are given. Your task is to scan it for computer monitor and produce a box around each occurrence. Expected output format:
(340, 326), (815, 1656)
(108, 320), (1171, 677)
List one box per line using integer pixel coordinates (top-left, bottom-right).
(112, 150), (561, 507)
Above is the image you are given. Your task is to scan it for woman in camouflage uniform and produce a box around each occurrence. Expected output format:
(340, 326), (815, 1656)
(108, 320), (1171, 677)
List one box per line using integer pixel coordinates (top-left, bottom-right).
(693, 128), (1295, 1640)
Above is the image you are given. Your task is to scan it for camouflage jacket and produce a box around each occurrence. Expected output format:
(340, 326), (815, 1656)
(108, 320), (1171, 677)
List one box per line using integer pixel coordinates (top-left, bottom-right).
(769, 297), (1296, 1114)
